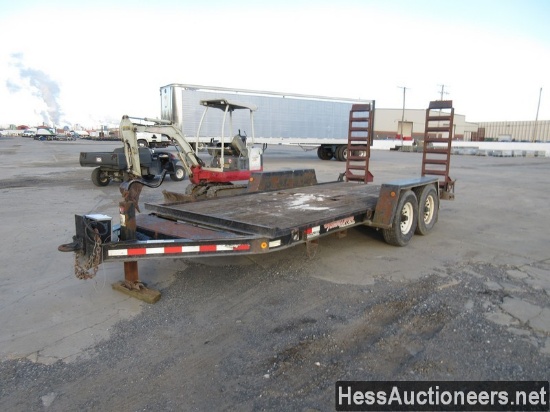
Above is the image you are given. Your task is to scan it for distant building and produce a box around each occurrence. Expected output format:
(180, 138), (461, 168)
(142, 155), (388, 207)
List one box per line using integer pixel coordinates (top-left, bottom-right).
(373, 108), (548, 143)
(472, 120), (549, 142)
(373, 107), (476, 141)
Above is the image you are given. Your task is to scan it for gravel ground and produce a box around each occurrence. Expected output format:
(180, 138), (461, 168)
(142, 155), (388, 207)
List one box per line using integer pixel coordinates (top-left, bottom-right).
(0, 137), (548, 411)
(1, 258), (548, 411)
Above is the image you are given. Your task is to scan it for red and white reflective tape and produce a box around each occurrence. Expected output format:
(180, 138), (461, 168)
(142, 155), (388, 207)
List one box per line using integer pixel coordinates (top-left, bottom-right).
(108, 243), (250, 257)
(305, 226), (320, 239)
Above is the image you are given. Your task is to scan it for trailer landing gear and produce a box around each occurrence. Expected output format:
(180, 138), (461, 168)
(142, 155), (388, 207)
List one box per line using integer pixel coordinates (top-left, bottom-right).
(113, 187), (164, 303)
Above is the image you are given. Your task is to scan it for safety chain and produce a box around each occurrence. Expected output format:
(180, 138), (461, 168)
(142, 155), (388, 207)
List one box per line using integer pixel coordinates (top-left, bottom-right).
(74, 228), (103, 280)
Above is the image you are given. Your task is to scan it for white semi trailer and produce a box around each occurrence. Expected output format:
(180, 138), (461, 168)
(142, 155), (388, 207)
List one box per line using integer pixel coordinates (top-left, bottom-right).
(160, 83), (378, 161)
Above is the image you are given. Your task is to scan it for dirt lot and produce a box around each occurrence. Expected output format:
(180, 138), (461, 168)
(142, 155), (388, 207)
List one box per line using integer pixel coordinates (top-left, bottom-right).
(0, 136), (548, 411)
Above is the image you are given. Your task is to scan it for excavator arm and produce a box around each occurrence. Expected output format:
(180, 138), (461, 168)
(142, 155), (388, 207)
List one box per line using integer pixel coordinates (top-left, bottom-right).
(119, 115), (203, 179)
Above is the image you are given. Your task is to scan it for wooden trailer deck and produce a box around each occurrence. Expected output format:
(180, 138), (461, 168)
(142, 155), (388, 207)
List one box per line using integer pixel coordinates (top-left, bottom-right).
(142, 181), (383, 238)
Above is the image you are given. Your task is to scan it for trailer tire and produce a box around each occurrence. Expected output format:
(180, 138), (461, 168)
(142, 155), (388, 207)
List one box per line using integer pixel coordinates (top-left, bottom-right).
(382, 190), (418, 246)
(91, 167), (111, 187)
(414, 184), (438, 235)
(317, 146), (333, 160)
(351, 149), (367, 158)
(335, 145), (348, 161)
(170, 165), (186, 181)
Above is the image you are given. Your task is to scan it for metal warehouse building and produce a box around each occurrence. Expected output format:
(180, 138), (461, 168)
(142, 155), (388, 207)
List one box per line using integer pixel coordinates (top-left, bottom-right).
(373, 108), (549, 143)
(472, 120), (550, 142)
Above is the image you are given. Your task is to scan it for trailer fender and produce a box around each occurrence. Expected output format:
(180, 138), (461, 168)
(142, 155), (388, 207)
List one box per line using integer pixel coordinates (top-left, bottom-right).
(371, 176), (439, 229)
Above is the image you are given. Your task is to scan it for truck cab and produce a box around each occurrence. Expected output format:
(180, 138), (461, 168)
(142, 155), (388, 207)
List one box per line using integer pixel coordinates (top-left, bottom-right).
(136, 132), (171, 148)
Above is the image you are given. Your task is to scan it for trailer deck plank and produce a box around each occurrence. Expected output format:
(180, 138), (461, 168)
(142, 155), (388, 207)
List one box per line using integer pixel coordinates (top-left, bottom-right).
(136, 214), (247, 240)
(144, 182), (381, 237)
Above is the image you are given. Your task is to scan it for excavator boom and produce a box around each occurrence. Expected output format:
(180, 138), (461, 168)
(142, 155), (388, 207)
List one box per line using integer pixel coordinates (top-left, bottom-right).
(119, 115), (201, 179)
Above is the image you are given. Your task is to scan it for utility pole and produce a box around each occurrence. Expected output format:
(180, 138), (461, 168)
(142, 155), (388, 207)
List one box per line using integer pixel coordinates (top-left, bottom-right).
(397, 86), (408, 143)
(532, 87), (542, 142)
(437, 84), (449, 100)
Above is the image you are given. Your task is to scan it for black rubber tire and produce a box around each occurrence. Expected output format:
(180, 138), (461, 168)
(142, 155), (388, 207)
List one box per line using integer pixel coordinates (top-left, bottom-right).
(335, 145), (348, 162)
(351, 148), (367, 158)
(414, 184), (439, 235)
(382, 190), (418, 246)
(91, 167), (110, 187)
(137, 139), (148, 148)
(170, 166), (186, 181)
(317, 146), (333, 160)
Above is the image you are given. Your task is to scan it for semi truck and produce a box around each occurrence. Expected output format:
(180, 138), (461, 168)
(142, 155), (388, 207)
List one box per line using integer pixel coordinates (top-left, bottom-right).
(160, 83), (388, 161)
(58, 97), (456, 303)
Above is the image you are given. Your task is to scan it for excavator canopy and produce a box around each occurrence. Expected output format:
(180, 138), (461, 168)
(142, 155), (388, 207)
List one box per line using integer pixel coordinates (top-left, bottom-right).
(200, 99), (257, 112)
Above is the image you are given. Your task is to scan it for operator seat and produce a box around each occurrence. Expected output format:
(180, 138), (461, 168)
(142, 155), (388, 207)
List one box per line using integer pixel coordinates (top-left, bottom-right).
(230, 133), (247, 157)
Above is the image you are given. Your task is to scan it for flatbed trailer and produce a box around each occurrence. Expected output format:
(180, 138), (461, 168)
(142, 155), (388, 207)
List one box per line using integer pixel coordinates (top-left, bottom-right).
(60, 99), (455, 303)
(105, 176), (437, 261)
(62, 172), (441, 303)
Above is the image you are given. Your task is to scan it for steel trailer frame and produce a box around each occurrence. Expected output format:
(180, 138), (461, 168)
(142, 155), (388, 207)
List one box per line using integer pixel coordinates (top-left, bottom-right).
(76, 176), (439, 265)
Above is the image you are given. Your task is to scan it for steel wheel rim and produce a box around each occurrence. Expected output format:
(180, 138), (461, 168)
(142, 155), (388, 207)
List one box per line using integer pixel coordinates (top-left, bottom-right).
(423, 195), (435, 224)
(400, 201), (414, 234)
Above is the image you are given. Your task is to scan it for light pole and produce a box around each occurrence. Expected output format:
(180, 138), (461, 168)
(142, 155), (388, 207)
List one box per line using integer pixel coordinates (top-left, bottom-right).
(397, 86), (408, 144)
(532, 87), (542, 142)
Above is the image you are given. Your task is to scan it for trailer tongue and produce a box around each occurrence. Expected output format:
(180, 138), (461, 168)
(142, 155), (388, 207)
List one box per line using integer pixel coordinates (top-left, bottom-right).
(59, 99), (455, 303)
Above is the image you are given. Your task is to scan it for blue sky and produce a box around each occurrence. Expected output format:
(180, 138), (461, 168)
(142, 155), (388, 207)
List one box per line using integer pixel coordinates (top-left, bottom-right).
(1, 0), (549, 128)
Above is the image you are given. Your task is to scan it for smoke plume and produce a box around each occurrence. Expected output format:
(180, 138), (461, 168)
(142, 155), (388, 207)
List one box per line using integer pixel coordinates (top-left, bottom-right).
(8, 53), (64, 126)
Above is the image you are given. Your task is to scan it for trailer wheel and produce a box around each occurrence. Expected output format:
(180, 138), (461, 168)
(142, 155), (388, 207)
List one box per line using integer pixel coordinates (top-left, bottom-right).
(170, 165), (186, 181)
(351, 149), (367, 158)
(335, 145), (348, 161)
(414, 184), (438, 235)
(382, 190), (418, 246)
(91, 167), (110, 187)
(317, 146), (333, 160)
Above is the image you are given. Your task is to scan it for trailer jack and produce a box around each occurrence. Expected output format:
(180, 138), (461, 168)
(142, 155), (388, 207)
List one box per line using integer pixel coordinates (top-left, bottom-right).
(112, 192), (164, 303)
(59, 181), (163, 303)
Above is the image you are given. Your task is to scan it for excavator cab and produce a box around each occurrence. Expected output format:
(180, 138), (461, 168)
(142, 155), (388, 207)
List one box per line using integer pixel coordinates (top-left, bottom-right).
(198, 99), (257, 169)
(197, 99), (262, 175)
